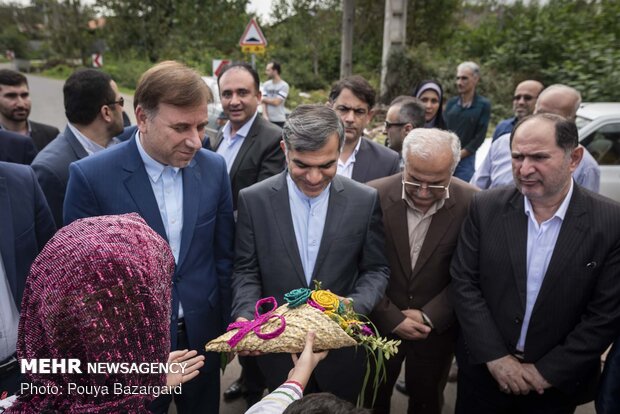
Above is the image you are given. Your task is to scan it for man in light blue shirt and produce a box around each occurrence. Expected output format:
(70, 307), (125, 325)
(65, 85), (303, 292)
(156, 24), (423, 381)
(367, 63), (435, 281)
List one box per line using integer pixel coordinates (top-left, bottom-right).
(471, 84), (600, 193)
(232, 104), (390, 404)
(451, 113), (620, 412)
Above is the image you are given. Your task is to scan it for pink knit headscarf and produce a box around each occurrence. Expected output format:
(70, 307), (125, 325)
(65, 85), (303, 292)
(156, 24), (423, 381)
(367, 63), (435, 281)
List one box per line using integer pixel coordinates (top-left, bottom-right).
(7, 213), (174, 414)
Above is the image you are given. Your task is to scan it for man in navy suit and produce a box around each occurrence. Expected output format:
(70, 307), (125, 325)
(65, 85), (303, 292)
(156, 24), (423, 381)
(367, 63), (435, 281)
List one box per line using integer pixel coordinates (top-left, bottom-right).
(0, 161), (55, 396)
(64, 61), (235, 414)
(32, 69), (125, 227)
(328, 75), (400, 183)
(0, 129), (37, 164)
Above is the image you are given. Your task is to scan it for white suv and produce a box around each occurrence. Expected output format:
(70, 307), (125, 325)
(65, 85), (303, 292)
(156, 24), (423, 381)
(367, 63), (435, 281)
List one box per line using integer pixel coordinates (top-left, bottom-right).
(577, 103), (620, 202)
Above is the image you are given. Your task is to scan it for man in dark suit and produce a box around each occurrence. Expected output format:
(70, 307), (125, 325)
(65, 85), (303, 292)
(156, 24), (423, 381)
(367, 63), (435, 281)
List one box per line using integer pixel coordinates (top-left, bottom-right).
(232, 105), (390, 404)
(450, 113), (620, 413)
(0, 129), (36, 164)
(0, 69), (59, 151)
(63, 61), (235, 414)
(215, 62), (284, 210)
(31, 69), (125, 227)
(597, 339), (620, 414)
(216, 62), (285, 404)
(0, 161), (55, 396)
(368, 128), (478, 414)
(328, 75), (400, 183)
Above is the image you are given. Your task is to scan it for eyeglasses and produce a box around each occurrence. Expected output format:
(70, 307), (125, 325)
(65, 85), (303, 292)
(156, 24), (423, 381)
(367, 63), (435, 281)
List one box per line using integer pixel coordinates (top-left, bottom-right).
(384, 121), (408, 129)
(105, 97), (124, 107)
(334, 105), (369, 118)
(402, 178), (450, 194)
(512, 94), (535, 102)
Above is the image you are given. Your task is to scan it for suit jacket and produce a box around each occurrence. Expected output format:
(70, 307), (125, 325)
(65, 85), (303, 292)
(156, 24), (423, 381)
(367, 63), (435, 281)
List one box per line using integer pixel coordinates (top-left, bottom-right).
(0, 162), (55, 309)
(29, 120), (60, 151)
(232, 171), (390, 320)
(214, 116), (285, 209)
(63, 137), (235, 371)
(31, 126), (89, 227)
(0, 129), (37, 164)
(450, 184), (620, 402)
(597, 338), (620, 413)
(368, 174), (478, 337)
(351, 137), (400, 183)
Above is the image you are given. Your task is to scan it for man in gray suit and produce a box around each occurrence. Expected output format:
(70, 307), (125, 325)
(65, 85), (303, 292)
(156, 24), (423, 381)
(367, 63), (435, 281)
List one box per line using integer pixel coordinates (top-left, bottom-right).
(31, 69), (124, 227)
(329, 75), (400, 183)
(450, 113), (620, 413)
(232, 104), (390, 404)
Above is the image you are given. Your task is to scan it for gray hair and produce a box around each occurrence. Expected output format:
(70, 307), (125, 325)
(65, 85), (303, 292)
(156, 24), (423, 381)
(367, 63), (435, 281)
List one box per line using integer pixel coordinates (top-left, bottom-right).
(282, 104), (345, 152)
(397, 98), (426, 129)
(458, 61), (480, 78)
(402, 128), (461, 173)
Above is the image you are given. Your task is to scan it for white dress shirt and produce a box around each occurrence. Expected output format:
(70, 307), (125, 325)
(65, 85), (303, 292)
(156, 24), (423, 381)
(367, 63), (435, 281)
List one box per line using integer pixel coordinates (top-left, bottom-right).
(337, 137), (362, 179)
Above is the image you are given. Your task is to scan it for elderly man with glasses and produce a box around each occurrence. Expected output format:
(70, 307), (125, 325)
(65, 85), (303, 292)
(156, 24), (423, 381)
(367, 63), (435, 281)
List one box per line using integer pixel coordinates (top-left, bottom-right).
(367, 128), (479, 414)
(31, 68), (125, 226)
(328, 75), (400, 183)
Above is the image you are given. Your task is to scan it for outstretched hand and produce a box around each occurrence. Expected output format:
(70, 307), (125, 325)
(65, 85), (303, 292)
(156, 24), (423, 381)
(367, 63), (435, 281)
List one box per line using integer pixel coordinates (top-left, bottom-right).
(287, 331), (329, 388)
(166, 349), (205, 387)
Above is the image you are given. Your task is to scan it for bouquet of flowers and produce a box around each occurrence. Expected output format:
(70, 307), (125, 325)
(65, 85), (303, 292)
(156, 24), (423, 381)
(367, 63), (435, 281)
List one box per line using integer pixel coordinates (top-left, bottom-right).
(205, 281), (400, 405)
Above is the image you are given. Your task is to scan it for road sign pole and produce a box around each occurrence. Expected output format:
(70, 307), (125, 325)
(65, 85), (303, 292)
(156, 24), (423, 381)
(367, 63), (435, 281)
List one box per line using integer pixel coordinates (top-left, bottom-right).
(251, 54), (256, 69)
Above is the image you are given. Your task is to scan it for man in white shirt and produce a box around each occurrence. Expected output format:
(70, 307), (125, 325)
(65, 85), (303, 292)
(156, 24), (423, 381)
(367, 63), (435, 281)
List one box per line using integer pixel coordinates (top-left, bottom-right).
(450, 113), (620, 413)
(261, 61), (289, 128)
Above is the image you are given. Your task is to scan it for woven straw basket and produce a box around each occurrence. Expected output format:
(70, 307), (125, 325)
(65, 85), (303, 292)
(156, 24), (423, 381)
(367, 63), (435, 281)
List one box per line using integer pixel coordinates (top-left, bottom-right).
(205, 303), (357, 353)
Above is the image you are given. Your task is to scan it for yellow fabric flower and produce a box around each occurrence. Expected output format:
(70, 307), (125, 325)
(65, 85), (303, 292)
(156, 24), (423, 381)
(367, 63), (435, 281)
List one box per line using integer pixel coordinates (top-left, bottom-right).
(311, 290), (340, 312)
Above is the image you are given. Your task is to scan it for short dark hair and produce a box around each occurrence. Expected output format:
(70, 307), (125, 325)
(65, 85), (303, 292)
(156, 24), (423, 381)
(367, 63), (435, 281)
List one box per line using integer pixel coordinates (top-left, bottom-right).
(0, 69), (28, 87)
(329, 75), (376, 109)
(218, 62), (260, 93)
(510, 113), (579, 153)
(64, 69), (115, 125)
(283, 393), (370, 414)
(391, 96), (425, 129)
(283, 104), (344, 152)
(269, 61), (281, 75)
(135, 61), (212, 116)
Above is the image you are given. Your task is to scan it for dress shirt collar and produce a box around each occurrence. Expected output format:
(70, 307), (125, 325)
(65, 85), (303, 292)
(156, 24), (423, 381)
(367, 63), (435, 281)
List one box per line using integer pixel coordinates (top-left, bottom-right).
(223, 111), (258, 142)
(524, 179), (574, 226)
(67, 123), (113, 155)
(135, 131), (182, 182)
(0, 120), (32, 135)
(286, 173), (331, 204)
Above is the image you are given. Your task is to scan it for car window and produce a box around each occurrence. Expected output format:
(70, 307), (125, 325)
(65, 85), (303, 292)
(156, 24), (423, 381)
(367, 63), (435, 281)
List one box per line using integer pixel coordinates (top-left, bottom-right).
(583, 122), (620, 165)
(575, 115), (592, 130)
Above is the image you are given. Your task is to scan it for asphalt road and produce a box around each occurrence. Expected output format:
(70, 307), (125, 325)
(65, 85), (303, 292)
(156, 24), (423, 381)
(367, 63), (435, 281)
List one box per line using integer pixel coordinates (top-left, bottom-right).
(2, 62), (597, 414)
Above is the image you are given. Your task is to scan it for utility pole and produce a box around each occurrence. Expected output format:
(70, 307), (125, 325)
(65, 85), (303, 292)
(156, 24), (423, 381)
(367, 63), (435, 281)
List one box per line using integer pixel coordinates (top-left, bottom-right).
(340, 0), (354, 79)
(380, 0), (407, 98)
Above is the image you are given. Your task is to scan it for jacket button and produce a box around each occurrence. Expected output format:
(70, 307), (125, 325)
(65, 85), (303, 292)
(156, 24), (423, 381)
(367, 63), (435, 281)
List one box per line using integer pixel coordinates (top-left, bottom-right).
(514, 317), (521, 324)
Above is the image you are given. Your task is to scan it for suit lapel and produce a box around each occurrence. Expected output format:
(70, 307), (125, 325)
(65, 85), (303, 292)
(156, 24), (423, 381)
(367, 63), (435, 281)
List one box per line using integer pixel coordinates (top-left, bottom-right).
(383, 179), (412, 278)
(0, 177), (18, 302)
(351, 138), (370, 182)
(312, 177), (347, 281)
(122, 138), (167, 241)
(534, 187), (589, 311)
(271, 173), (307, 286)
(503, 191), (528, 308)
(178, 161), (200, 267)
(412, 196), (456, 278)
(214, 130), (224, 151)
(229, 118), (260, 180)
(63, 126), (89, 159)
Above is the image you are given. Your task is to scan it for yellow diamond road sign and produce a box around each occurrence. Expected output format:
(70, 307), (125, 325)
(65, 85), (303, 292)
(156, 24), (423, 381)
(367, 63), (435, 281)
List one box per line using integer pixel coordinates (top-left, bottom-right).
(239, 18), (267, 53)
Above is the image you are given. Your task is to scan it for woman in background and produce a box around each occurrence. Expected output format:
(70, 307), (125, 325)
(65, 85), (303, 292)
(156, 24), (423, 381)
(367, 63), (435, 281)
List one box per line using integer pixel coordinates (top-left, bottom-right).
(413, 80), (446, 129)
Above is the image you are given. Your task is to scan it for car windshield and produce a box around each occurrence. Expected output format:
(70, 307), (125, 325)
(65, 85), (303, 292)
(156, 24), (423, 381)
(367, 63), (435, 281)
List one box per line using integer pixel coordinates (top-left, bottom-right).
(575, 115), (592, 131)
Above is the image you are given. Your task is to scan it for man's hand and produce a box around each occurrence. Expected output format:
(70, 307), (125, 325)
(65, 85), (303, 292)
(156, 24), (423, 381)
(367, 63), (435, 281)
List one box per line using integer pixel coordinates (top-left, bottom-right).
(486, 355), (531, 395)
(522, 363), (551, 394)
(166, 349), (205, 386)
(392, 310), (431, 340)
(234, 317), (262, 357)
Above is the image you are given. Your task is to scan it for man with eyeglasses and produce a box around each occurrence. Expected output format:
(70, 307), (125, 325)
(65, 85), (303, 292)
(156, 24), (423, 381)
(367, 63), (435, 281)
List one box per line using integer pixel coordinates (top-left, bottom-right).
(472, 84), (600, 193)
(492, 80), (544, 142)
(367, 128), (479, 414)
(444, 61), (491, 182)
(384, 96), (426, 168)
(31, 69), (125, 226)
(328, 75), (400, 183)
